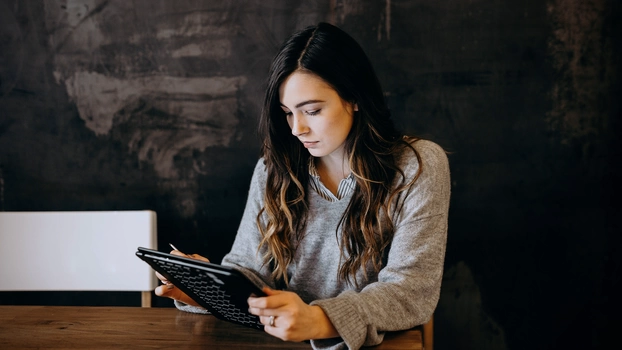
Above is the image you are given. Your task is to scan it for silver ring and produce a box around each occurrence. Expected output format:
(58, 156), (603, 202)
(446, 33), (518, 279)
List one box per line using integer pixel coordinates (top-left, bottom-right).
(269, 315), (275, 327)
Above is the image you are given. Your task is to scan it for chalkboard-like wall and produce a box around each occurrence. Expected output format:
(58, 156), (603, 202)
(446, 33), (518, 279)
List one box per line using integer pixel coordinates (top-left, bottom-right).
(1, 1), (619, 349)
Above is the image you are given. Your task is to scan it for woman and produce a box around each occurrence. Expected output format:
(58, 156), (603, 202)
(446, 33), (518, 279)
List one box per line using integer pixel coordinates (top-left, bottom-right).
(156, 22), (450, 350)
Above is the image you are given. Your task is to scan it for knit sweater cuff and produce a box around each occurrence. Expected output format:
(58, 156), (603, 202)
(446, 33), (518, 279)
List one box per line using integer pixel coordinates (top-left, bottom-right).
(174, 300), (211, 314)
(311, 295), (368, 349)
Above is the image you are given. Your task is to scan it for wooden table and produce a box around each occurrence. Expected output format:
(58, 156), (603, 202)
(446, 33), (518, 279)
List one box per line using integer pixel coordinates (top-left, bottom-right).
(0, 306), (422, 349)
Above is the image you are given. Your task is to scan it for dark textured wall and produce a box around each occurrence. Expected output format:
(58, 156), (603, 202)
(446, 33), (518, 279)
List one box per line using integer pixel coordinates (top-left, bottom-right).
(1, 1), (619, 349)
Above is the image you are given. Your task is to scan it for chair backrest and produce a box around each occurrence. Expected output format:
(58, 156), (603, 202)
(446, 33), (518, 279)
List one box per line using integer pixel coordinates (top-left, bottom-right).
(0, 210), (158, 306)
(422, 315), (434, 350)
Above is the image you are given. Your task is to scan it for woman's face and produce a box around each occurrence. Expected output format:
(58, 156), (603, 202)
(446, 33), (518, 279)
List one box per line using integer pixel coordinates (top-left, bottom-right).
(279, 71), (356, 160)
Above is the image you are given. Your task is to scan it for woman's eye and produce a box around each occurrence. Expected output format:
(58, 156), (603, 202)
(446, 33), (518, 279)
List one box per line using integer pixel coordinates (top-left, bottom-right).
(284, 111), (293, 117)
(306, 109), (320, 116)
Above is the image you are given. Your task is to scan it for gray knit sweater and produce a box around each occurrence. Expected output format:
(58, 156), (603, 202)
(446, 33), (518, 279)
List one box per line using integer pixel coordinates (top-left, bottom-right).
(176, 139), (450, 349)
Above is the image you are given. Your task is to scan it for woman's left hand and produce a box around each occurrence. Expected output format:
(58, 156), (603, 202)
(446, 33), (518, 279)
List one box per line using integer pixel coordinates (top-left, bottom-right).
(247, 287), (338, 342)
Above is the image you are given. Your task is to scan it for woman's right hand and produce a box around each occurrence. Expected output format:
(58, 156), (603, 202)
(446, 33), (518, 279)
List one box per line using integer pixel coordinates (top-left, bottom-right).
(154, 249), (210, 307)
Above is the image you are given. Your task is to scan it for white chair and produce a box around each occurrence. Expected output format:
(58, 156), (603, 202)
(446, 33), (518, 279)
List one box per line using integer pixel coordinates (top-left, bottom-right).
(0, 210), (158, 307)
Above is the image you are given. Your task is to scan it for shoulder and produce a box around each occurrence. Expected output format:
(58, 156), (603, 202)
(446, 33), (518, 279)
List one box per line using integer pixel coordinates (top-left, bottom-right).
(253, 157), (268, 174)
(398, 139), (450, 178)
(248, 158), (268, 193)
(393, 139), (451, 214)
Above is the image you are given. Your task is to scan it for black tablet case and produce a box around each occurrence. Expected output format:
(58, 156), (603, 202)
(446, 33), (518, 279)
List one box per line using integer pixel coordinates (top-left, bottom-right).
(135, 247), (266, 329)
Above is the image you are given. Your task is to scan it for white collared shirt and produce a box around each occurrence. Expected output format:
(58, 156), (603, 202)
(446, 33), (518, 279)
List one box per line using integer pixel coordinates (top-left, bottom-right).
(308, 158), (356, 202)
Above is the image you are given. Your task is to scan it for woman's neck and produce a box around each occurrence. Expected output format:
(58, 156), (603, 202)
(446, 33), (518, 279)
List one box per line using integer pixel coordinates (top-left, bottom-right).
(315, 155), (350, 196)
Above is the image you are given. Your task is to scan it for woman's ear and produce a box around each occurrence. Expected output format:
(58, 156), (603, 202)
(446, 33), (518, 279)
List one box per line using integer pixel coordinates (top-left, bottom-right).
(353, 103), (359, 111)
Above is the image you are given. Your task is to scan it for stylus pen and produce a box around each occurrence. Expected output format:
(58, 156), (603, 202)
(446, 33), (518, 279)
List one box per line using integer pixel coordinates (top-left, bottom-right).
(169, 243), (192, 259)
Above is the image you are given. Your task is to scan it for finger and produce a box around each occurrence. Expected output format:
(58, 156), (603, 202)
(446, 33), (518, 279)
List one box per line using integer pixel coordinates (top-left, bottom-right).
(259, 315), (267, 325)
(189, 253), (210, 263)
(258, 315), (279, 327)
(247, 286), (274, 308)
(260, 317), (289, 341)
(155, 271), (170, 283)
(155, 283), (201, 307)
(247, 291), (289, 309)
(169, 249), (210, 263)
(248, 306), (279, 317)
(262, 286), (280, 295)
(247, 296), (268, 309)
(262, 322), (281, 338)
(155, 283), (175, 297)
(170, 250), (189, 258)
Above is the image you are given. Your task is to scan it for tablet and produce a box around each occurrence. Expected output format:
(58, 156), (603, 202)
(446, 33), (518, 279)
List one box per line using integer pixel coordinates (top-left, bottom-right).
(135, 247), (266, 329)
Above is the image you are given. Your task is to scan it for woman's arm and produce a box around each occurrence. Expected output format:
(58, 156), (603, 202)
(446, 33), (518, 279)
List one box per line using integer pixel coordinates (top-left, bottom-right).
(247, 287), (339, 342)
(310, 140), (451, 349)
(220, 159), (276, 288)
(163, 159), (273, 314)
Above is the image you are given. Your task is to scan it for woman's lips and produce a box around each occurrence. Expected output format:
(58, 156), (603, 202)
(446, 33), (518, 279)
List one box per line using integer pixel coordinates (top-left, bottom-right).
(302, 141), (318, 148)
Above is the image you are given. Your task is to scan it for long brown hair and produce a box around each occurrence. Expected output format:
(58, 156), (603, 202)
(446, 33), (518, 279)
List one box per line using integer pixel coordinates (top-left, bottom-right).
(257, 23), (422, 286)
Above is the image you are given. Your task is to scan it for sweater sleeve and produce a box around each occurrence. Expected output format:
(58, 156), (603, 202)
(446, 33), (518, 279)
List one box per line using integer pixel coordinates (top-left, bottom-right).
(220, 159), (275, 289)
(310, 140), (451, 350)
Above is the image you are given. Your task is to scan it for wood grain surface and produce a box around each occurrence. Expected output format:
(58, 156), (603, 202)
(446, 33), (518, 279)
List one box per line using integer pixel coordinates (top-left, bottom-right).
(0, 306), (422, 349)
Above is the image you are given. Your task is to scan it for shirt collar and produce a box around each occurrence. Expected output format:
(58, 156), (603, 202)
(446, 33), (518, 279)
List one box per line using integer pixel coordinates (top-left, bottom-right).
(307, 157), (355, 181)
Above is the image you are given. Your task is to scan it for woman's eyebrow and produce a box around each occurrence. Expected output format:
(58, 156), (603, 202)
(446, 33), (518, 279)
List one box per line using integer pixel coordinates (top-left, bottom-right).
(280, 99), (325, 109)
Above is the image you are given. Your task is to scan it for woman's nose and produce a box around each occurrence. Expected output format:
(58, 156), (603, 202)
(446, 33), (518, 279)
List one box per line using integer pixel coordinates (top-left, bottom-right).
(290, 115), (309, 136)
